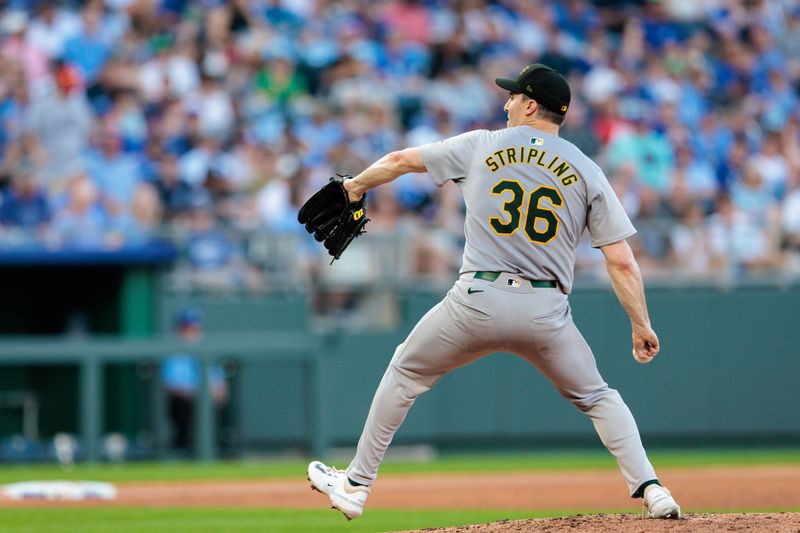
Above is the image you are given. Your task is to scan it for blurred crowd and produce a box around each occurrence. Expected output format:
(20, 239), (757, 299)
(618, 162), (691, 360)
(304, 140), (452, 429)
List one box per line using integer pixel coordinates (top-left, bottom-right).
(1, 0), (800, 292)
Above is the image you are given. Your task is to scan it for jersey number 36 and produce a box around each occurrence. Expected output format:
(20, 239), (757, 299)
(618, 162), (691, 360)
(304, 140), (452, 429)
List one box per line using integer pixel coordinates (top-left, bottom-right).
(488, 180), (563, 244)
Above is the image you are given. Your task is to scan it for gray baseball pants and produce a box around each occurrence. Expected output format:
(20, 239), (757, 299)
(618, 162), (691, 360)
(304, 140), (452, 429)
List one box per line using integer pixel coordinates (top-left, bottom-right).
(346, 272), (657, 496)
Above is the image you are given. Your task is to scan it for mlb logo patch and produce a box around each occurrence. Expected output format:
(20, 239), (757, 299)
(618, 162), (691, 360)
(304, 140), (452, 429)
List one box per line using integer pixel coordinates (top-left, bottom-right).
(530, 137), (544, 146)
(507, 278), (521, 288)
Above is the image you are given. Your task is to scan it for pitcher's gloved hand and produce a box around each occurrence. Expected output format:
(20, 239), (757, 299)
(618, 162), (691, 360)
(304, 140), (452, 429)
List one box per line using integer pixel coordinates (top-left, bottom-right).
(298, 175), (369, 262)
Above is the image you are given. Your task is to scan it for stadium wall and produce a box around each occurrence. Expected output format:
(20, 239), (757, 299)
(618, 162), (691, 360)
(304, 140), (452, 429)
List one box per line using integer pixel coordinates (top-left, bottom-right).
(0, 283), (798, 458)
(180, 282), (800, 450)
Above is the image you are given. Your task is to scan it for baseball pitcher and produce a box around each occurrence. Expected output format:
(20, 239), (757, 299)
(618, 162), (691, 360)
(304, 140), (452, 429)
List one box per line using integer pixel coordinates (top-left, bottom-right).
(306, 63), (681, 521)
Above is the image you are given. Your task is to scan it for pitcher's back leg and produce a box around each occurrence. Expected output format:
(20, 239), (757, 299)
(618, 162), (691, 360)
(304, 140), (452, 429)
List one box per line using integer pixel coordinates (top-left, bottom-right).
(512, 317), (657, 496)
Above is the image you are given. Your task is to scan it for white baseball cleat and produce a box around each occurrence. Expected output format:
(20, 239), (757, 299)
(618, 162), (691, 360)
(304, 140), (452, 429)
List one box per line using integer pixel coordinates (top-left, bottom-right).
(307, 461), (370, 520)
(643, 484), (681, 519)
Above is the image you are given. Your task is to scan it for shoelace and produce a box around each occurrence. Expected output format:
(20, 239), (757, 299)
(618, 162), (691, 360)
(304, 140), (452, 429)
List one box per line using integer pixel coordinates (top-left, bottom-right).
(327, 465), (346, 475)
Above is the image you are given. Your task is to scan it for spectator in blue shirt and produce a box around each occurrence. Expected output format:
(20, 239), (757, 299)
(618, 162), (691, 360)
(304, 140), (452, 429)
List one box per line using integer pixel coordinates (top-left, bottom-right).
(61, 3), (112, 85)
(46, 174), (108, 249)
(180, 191), (262, 292)
(0, 162), (50, 237)
(83, 127), (143, 215)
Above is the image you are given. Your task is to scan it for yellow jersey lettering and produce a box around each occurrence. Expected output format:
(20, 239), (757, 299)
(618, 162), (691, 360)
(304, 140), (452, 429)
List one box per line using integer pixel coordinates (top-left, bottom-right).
(553, 161), (570, 177)
(506, 147), (517, 164)
(353, 208), (364, 220)
(481, 147), (581, 186)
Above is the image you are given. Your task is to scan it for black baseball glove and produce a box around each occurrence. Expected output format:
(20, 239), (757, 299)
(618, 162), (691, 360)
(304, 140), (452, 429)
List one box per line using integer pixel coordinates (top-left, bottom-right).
(297, 175), (369, 262)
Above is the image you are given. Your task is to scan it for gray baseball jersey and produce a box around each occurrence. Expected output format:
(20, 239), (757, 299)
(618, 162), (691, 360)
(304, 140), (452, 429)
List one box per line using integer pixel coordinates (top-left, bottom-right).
(420, 126), (635, 293)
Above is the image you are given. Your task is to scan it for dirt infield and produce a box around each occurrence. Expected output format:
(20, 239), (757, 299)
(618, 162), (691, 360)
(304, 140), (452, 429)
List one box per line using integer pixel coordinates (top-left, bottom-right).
(399, 513), (800, 532)
(2, 464), (799, 515)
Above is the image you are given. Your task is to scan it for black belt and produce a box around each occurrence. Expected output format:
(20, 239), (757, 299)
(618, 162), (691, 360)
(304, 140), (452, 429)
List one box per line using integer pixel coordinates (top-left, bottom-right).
(474, 271), (558, 288)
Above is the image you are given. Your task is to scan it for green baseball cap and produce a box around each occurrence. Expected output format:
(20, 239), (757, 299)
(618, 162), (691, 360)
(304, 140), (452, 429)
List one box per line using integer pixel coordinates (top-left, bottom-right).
(495, 63), (571, 116)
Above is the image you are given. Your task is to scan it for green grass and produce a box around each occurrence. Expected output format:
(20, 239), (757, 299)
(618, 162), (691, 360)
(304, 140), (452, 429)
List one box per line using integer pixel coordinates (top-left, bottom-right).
(0, 508), (551, 533)
(0, 448), (798, 484)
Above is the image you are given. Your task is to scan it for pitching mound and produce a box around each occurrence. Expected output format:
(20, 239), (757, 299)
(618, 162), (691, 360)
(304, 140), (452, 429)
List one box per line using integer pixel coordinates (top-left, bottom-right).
(402, 512), (800, 532)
